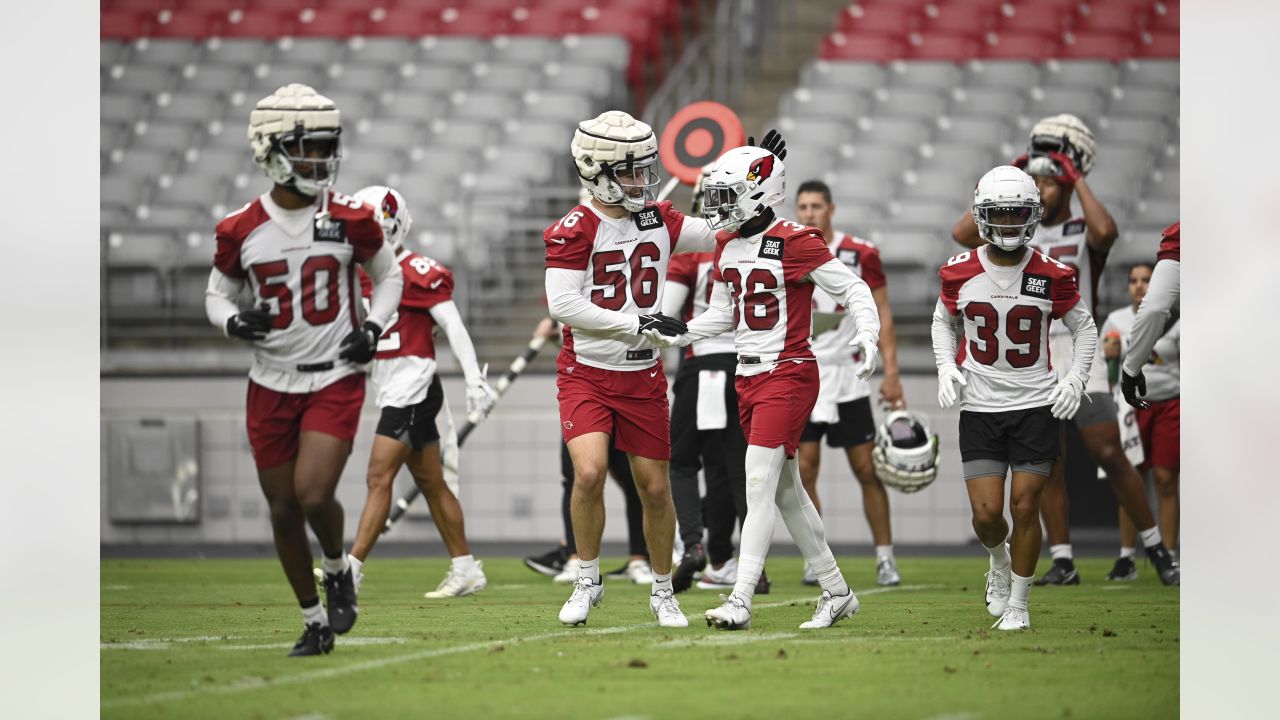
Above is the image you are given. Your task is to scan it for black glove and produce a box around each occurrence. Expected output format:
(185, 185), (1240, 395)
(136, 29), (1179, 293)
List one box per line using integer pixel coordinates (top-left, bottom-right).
(747, 129), (787, 160)
(226, 309), (274, 341)
(637, 313), (687, 337)
(1120, 369), (1148, 410)
(338, 321), (383, 363)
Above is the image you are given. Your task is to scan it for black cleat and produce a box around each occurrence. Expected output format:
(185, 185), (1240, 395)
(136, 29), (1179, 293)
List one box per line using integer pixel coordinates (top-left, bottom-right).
(1033, 558), (1080, 586)
(1106, 556), (1138, 581)
(1145, 544), (1180, 586)
(323, 568), (359, 634)
(288, 622), (334, 657)
(672, 543), (707, 594)
(756, 569), (772, 595)
(523, 546), (568, 577)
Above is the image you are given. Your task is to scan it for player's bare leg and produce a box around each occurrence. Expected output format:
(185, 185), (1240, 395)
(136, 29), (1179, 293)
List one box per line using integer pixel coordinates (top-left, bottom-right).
(775, 457), (858, 629)
(1000, 470), (1049, 629)
(1108, 507), (1141, 580)
(966, 473), (1012, 619)
(258, 458), (318, 601)
(351, 434), (413, 562)
(295, 430), (358, 633)
(628, 454), (687, 626)
(796, 441), (823, 514)
(1152, 467), (1179, 548)
(847, 442), (899, 585)
(560, 432), (610, 625)
(1034, 449), (1077, 585)
(406, 444), (487, 598)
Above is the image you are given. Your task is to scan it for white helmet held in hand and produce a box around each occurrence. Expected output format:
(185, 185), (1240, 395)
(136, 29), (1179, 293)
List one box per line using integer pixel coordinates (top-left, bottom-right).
(248, 83), (342, 196)
(353, 185), (412, 248)
(872, 410), (940, 494)
(1026, 113), (1096, 177)
(972, 165), (1043, 251)
(571, 110), (660, 212)
(701, 146), (786, 232)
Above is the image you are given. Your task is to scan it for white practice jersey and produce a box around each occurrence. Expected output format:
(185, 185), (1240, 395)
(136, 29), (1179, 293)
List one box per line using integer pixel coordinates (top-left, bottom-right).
(1102, 306), (1180, 401)
(1031, 210), (1104, 337)
(544, 201), (715, 371)
(666, 251), (736, 357)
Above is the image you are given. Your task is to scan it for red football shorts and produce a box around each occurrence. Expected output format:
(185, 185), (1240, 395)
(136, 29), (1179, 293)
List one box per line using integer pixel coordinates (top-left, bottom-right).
(736, 359), (820, 457)
(557, 361), (670, 460)
(245, 372), (366, 469)
(1135, 396), (1179, 472)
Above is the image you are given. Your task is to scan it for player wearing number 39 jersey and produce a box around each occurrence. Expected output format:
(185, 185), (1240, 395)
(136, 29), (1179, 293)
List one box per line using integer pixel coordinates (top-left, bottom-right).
(932, 166), (1097, 633)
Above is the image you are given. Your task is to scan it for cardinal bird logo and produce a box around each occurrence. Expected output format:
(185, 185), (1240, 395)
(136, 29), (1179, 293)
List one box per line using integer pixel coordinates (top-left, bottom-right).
(746, 155), (775, 183)
(381, 190), (399, 220)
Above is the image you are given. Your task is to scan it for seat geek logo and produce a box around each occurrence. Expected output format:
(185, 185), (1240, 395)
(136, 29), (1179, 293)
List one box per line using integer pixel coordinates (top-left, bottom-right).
(1022, 273), (1051, 299)
(634, 207), (663, 231)
(758, 236), (784, 260)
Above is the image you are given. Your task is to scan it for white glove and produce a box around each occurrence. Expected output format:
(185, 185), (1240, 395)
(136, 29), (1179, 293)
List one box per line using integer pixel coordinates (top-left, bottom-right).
(1048, 375), (1084, 420)
(466, 364), (497, 421)
(642, 328), (692, 348)
(849, 331), (878, 380)
(937, 365), (967, 409)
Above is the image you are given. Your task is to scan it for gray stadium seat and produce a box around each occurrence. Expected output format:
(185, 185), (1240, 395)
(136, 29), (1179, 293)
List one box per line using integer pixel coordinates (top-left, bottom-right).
(203, 39), (273, 69)
(350, 118), (424, 150)
(801, 60), (887, 91)
(277, 38), (345, 66)
(523, 91), (593, 124)
(1095, 117), (1169, 149)
(102, 178), (146, 211)
(106, 147), (178, 179)
(377, 91), (448, 122)
(1132, 198), (1180, 227)
(900, 170), (972, 203)
(933, 116), (1012, 145)
(854, 118), (931, 147)
(563, 35), (629, 71)
(106, 231), (176, 318)
(830, 200), (886, 229)
(396, 170), (458, 207)
(1121, 60), (1179, 89)
(152, 92), (225, 124)
(1108, 87), (1179, 119)
(248, 64), (323, 93)
(102, 122), (131, 156)
(483, 145), (555, 183)
(107, 65), (178, 95)
(887, 60), (963, 89)
(186, 147), (251, 180)
(835, 144), (915, 176)
(491, 36), (562, 65)
(428, 120), (499, 150)
(151, 174), (228, 211)
(950, 87), (1026, 117)
(874, 88), (949, 118)
(451, 91), (520, 122)
(964, 60), (1041, 88)
(137, 205), (208, 230)
(780, 88), (869, 120)
(398, 64), (468, 94)
(348, 38), (417, 66)
(1108, 229), (1164, 266)
(1086, 167), (1145, 207)
(776, 117), (855, 146)
(1146, 169), (1179, 200)
(920, 143), (997, 180)
(171, 232), (218, 315)
(544, 65), (615, 100)
(1042, 60), (1118, 89)
(102, 205), (131, 230)
(472, 64), (544, 93)
(872, 230), (949, 267)
(1095, 144), (1154, 177)
(180, 65), (248, 94)
(420, 37), (490, 65)
(1027, 87), (1104, 121)
(130, 39), (200, 67)
(101, 40), (126, 68)
(779, 148), (839, 189)
(505, 118), (576, 153)
(827, 170), (898, 204)
(887, 199), (966, 228)
(132, 120), (199, 151)
(320, 90), (373, 122)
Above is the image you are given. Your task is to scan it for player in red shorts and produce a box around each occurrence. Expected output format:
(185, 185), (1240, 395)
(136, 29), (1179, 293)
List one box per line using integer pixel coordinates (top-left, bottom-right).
(204, 85), (404, 656)
(648, 144), (881, 630)
(548, 111), (723, 628)
(345, 185), (496, 600)
(1123, 222), (1181, 409)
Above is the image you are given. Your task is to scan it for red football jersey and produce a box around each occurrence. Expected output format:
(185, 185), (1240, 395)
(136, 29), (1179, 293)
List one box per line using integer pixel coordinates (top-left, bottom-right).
(358, 249), (454, 360)
(1157, 221), (1180, 262)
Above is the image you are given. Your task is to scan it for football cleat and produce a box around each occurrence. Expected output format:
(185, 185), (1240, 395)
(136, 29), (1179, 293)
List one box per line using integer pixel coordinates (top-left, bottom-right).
(696, 558), (738, 590)
(985, 559), (1012, 618)
(558, 577), (604, 626)
(523, 546), (568, 577)
(1033, 558), (1080, 586)
(992, 606), (1031, 631)
(650, 589), (689, 628)
(672, 543), (707, 594)
(705, 594), (752, 630)
(1145, 544), (1180, 586)
(624, 559), (654, 585)
(801, 563), (819, 587)
(424, 562), (488, 598)
(799, 589), (859, 629)
(553, 557), (583, 584)
(323, 568), (359, 634)
(1106, 556), (1138, 581)
(288, 622), (334, 657)
(756, 569), (772, 595)
(876, 557), (902, 587)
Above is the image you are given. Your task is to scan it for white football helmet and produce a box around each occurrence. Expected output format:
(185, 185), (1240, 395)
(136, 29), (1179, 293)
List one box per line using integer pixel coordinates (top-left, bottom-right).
(701, 146), (786, 233)
(248, 83), (342, 197)
(571, 110), (660, 212)
(353, 185), (412, 248)
(1025, 113), (1095, 177)
(972, 165), (1043, 251)
(872, 410), (940, 494)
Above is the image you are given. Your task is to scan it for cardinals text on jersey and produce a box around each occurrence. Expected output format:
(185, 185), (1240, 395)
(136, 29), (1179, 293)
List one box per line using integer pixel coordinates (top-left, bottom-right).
(939, 247), (1081, 412)
(667, 252), (736, 357)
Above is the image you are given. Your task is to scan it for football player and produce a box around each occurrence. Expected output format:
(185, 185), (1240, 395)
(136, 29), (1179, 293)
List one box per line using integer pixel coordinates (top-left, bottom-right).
(1101, 261), (1180, 579)
(950, 115), (1179, 587)
(1122, 222), (1181, 409)
(344, 185), (496, 600)
(204, 85), (404, 656)
(547, 111), (721, 628)
(793, 179), (904, 587)
(933, 166), (1097, 630)
(648, 144), (880, 631)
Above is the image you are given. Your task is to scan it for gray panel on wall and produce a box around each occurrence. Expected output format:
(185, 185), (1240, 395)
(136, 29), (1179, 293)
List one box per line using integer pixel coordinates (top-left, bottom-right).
(106, 417), (200, 523)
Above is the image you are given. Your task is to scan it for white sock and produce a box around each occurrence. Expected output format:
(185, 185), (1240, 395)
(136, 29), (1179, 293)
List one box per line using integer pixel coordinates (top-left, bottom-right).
(1119, 546), (1136, 559)
(349, 554), (364, 574)
(1009, 572), (1032, 611)
(1049, 544), (1074, 562)
(451, 554), (478, 575)
(1139, 526), (1163, 548)
(985, 541), (1011, 568)
(651, 572), (673, 595)
(875, 545), (895, 562)
(772, 456), (847, 597)
(301, 600), (328, 627)
(731, 445), (788, 604)
(810, 551), (851, 597)
(578, 557), (601, 584)
(322, 553), (349, 575)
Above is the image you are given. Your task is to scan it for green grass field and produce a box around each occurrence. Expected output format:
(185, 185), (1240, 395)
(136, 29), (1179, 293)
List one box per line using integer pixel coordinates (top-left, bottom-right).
(101, 556), (1178, 719)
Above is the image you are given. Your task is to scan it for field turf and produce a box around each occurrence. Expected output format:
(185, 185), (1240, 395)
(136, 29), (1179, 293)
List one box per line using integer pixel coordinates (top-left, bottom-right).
(101, 556), (1178, 719)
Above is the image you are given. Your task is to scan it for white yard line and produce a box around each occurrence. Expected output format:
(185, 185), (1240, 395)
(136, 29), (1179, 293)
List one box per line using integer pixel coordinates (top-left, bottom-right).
(217, 637), (409, 651)
(102, 624), (648, 709)
(101, 635), (258, 650)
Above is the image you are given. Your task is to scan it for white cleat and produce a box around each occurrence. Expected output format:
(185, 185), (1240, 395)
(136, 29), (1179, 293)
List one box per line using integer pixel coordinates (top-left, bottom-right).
(705, 594), (751, 630)
(799, 589), (860, 629)
(625, 559), (654, 585)
(696, 558), (737, 590)
(553, 557), (582, 584)
(558, 577), (604, 626)
(876, 557), (901, 587)
(992, 606), (1030, 631)
(424, 562), (488, 598)
(650, 589), (689, 628)
(985, 559), (1012, 618)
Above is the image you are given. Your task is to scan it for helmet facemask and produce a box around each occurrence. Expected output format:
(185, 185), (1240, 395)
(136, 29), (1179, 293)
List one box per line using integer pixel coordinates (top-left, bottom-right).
(599, 152), (661, 212)
(269, 124), (342, 197)
(974, 201), (1042, 251)
(701, 181), (748, 231)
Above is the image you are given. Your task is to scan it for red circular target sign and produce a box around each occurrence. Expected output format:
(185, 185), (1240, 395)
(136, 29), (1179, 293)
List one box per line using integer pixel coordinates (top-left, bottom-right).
(659, 101), (745, 185)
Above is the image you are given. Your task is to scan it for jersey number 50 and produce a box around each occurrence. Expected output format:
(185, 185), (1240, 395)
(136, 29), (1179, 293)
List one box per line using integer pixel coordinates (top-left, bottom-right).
(251, 256), (341, 328)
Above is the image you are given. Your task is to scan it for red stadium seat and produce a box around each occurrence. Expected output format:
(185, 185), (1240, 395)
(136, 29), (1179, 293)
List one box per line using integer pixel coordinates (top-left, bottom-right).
(242, 0), (314, 13)
(294, 8), (366, 37)
(907, 31), (981, 61)
(1058, 31), (1135, 61)
(111, 0), (174, 12)
(820, 32), (907, 61)
(507, 7), (582, 35)
(996, 3), (1071, 34)
(981, 32), (1060, 62)
(102, 11), (153, 39)
(363, 7), (438, 36)
(151, 10), (225, 38)
(220, 9), (295, 37)
(937, 0), (1005, 11)
(435, 5), (510, 36)
(1150, 1), (1179, 32)
(921, 4), (995, 36)
(178, 0), (243, 11)
(1135, 30), (1178, 58)
(836, 5), (922, 36)
(1074, 3), (1152, 35)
